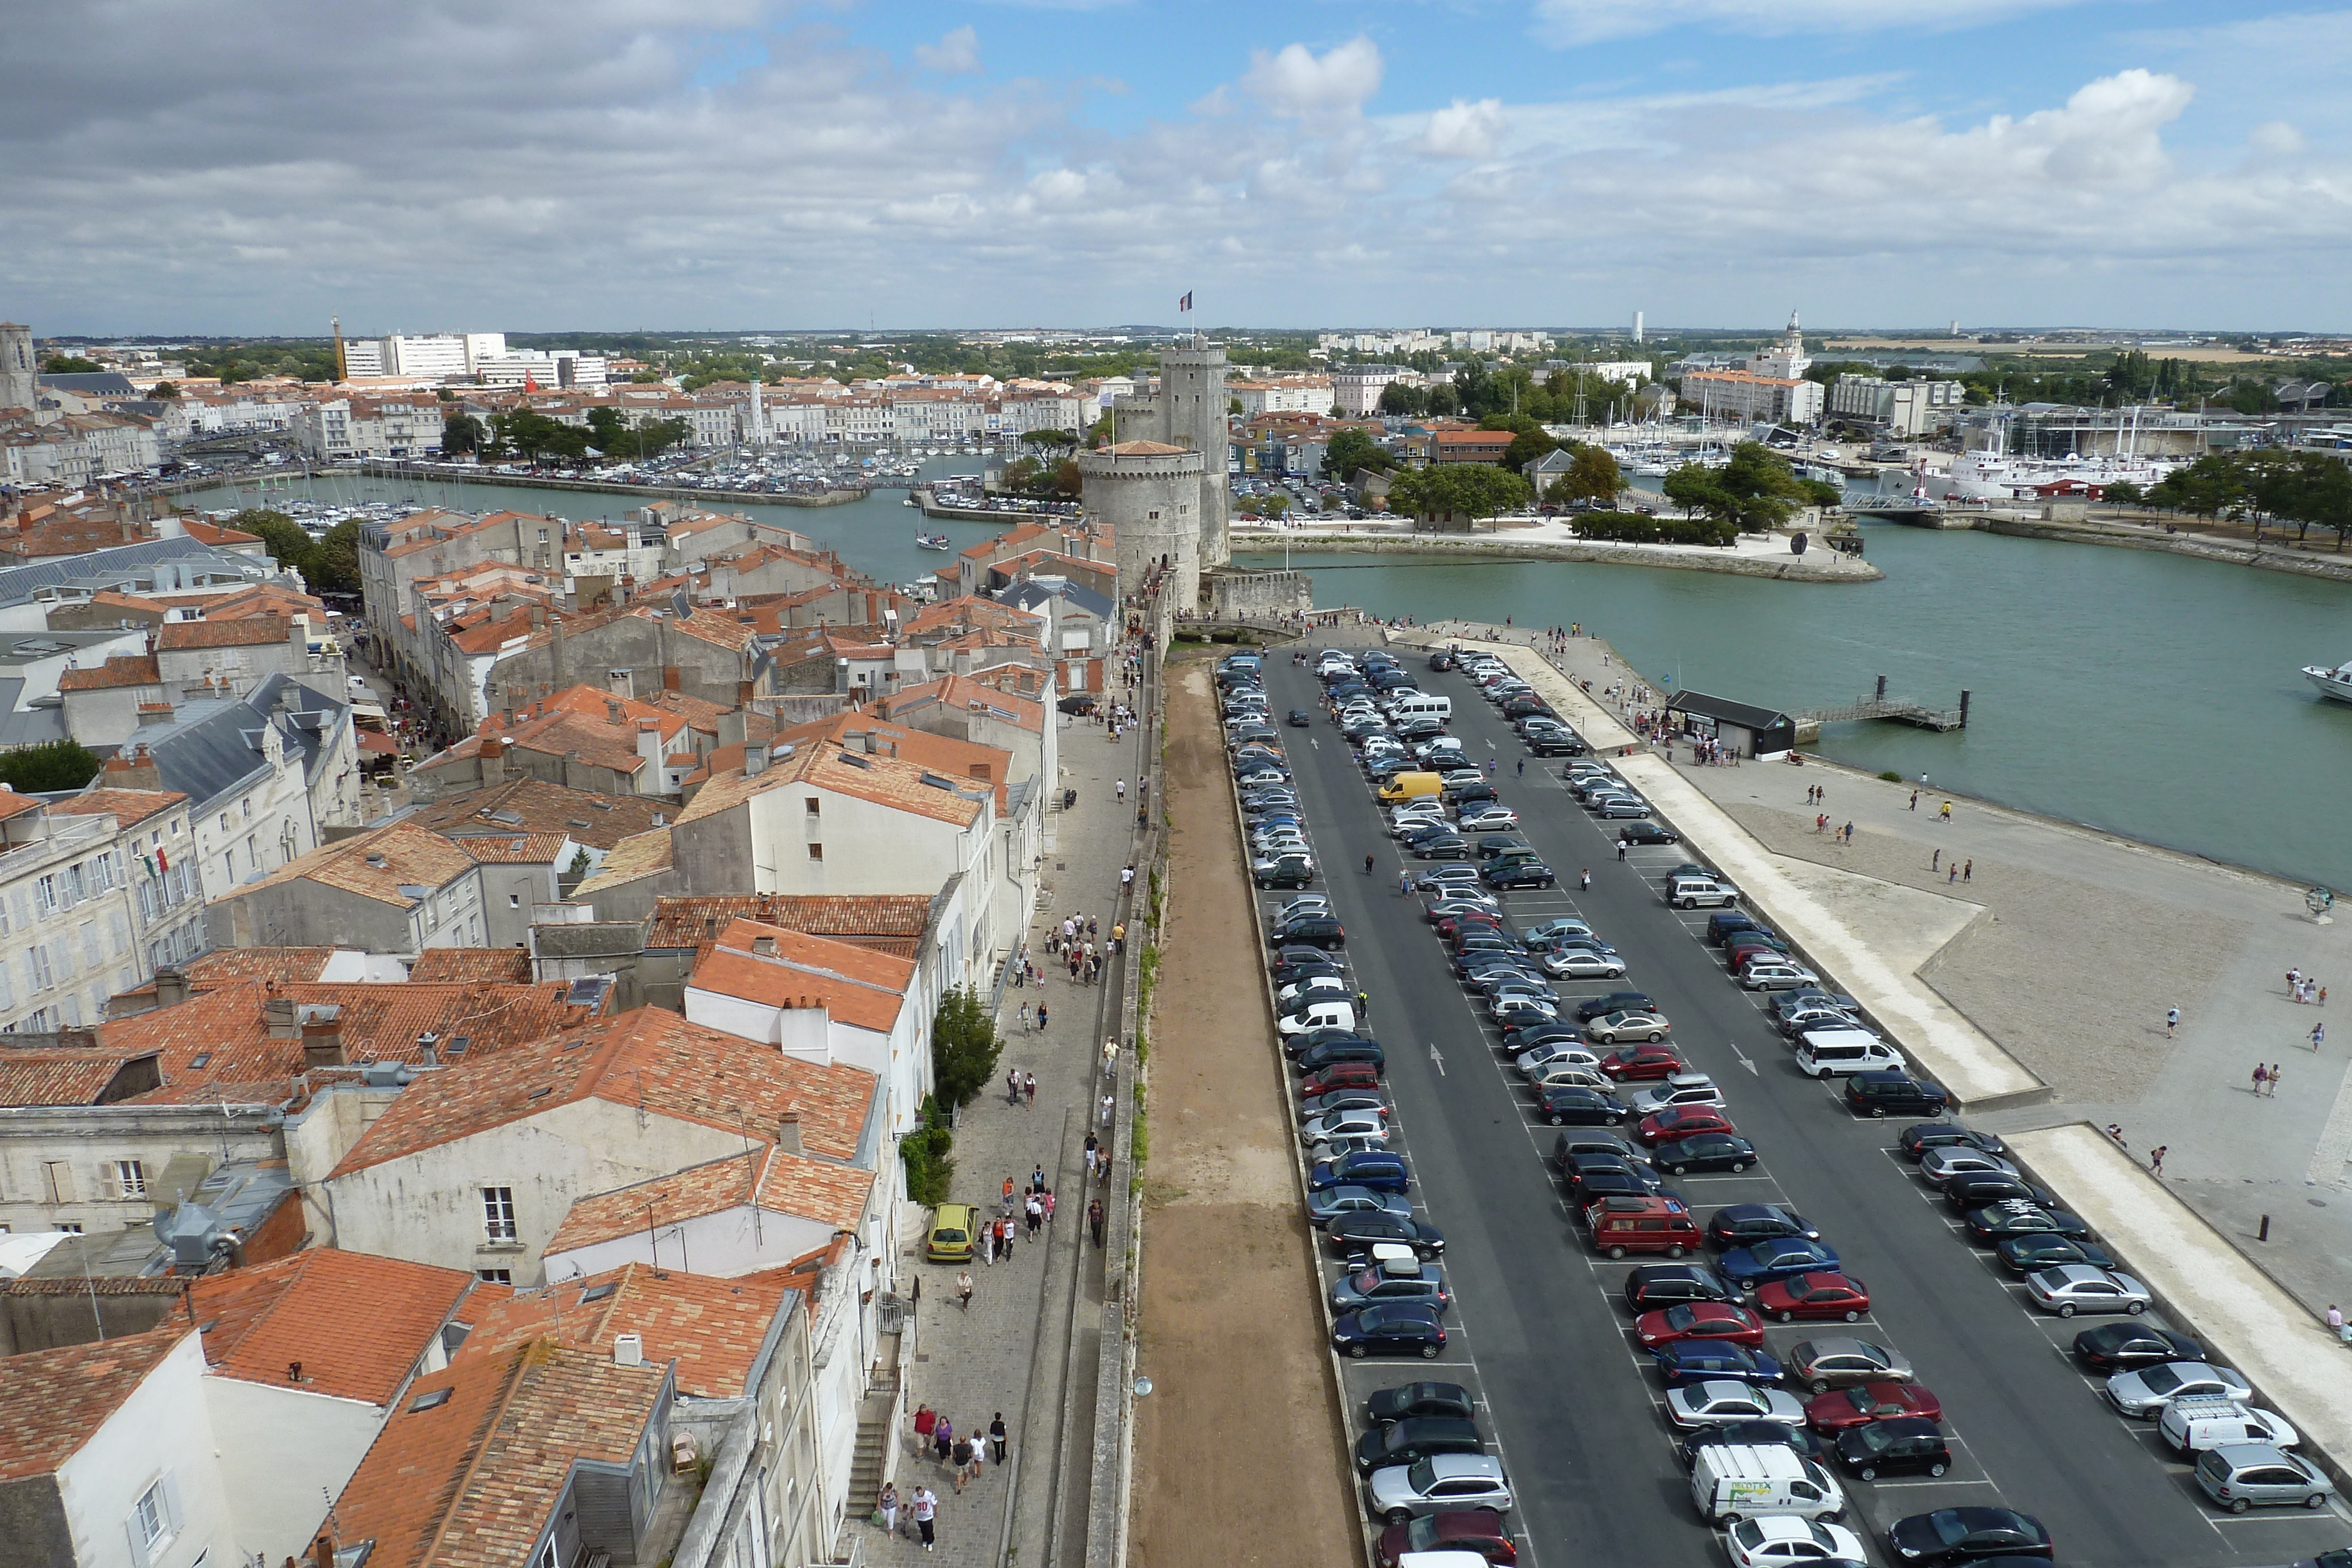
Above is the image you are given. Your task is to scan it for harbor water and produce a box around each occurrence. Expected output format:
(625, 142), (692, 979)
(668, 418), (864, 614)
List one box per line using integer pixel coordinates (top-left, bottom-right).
(189, 468), (2351, 891)
(1239, 524), (2352, 893)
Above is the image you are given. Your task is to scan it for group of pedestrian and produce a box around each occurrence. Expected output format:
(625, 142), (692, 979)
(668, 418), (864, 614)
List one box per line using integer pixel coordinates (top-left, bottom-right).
(2287, 967), (2328, 1007)
(2253, 1062), (2285, 1096)
(1805, 784), (1826, 805)
(1003, 1067), (1038, 1107)
(1016, 999), (1051, 1034)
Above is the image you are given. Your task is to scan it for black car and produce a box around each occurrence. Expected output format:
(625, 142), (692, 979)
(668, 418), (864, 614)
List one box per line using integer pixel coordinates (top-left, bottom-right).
(1885, 1506), (2052, 1564)
(1472, 835), (1532, 861)
(1943, 1175), (2054, 1213)
(1296, 1040), (1386, 1075)
(1505, 1022), (1583, 1055)
(2072, 1323), (2204, 1373)
(1327, 1213), (1446, 1258)
(1058, 694), (1099, 714)
(1679, 1419), (1823, 1469)
(1996, 1234), (2119, 1275)
(1269, 915), (1345, 950)
(1252, 855), (1317, 890)
(1708, 1203), (1821, 1249)
(1274, 950), (1346, 984)
(1285, 1027), (1378, 1061)
(1964, 1202), (2094, 1245)
(1846, 1072), (1949, 1118)
(1353, 1415), (1484, 1475)
(1524, 732), (1587, 757)
(1706, 911), (1765, 945)
(1624, 1263), (1737, 1312)
(1566, 1163), (1664, 1204)
(1835, 1417), (1951, 1480)
(1653, 1134), (1758, 1175)
(1576, 991), (1655, 1023)
(1617, 821), (1681, 845)
(1552, 1131), (1652, 1172)
(1540, 1085), (1630, 1126)
(1332, 1302), (1446, 1359)
(1483, 862), (1556, 890)
(1287, 708), (1314, 727)
(1365, 1380), (1474, 1425)
(1897, 1124), (2011, 1162)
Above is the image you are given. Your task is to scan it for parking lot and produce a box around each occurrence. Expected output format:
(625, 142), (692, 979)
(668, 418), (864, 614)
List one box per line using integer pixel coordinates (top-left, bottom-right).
(1236, 641), (2352, 1568)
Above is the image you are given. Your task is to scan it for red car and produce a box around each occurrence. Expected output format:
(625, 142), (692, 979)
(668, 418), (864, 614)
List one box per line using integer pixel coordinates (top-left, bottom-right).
(1756, 1272), (1871, 1324)
(1301, 1062), (1382, 1096)
(1600, 1043), (1686, 1082)
(1635, 1300), (1765, 1350)
(1375, 1508), (1518, 1568)
(1805, 1380), (1943, 1433)
(1636, 1106), (1738, 1146)
(1436, 912), (1507, 941)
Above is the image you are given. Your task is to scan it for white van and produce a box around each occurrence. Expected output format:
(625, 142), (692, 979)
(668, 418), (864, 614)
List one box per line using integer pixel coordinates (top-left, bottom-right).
(1794, 1028), (1905, 1078)
(1689, 1444), (1846, 1526)
(2160, 1397), (2299, 1456)
(1389, 693), (1453, 724)
(1276, 998), (1357, 1037)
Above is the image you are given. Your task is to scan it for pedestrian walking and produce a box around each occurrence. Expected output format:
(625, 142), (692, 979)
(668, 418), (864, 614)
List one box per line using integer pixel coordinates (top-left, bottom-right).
(1104, 1037), (1120, 1079)
(1117, 778), (1127, 803)
(1037, 1001), (1049, 1032)
(1043, 1188), (1055, 1225)
(1940, 800), (1953, 822)
(933, 1415), (954, 1467)
(1947, 864), (1959, 884)
(1932, 849), (1940, 872)
(2166, 1007), (2180, 1038)
(1400, 869), (1414, 895)
(913, 1486), (937, 1551)
(2254, 1063), (2270, 1095)
(1121, 863), (1135, 892)
(1007, 1067), (1022, 1105)
(1084, 1131), (1098, 1167)
(1024, 1071), (1037, 1106)
(1089, 1196), (1107, 1247)
(880, 1481), (900, 1536)
(980, 1222), (995, 1266)
(2270, 1062), (2284, 1096)
(1963, 858), (1972, 882)
(1909, 789), (1919, 810)
(914, 1403), (937, 1456)
(956, 1266), (974, 1310)
(1843, 822), (1854, 844)
(1101, 1092), (1115, 1128)
(2332, 1305), (2350, 1345)
(1580, 867), (1592, 890)
(1019, 1002), (1032, 1033)
(2149, 1145), (2167, 1176)
(968, 1428), (987, 1483)
(990, 1413), (1009, 1464)
(1618, 841), (1626, 860)
(951, 1434), (973, 1493)
(2105, 1124), (2127, 1148)
(2314, 1022), (2327, 1052)
(1516, 758), (1525, 777)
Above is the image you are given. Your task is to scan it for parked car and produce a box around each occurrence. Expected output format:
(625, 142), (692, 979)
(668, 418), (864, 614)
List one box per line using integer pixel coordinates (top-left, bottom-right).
(1652, 1341), (1784, 1388)
(2071, 1323), (2203, 1373)
(1785, 1338), (1912, 1394)
(1305, 1185), (1409, 1223)
(1372, 1508), (1516, 1568)
(1635, 1300), (1765, 1350)
(1708, 1204), (1820, 1249)
(1884, 1506), (2051, 1564)
(1898, 1124), (2010, 1161)
(1846, 1072), (1950, 1118)
(1653, 1134), (1758, 1175)
(1806, 1381), (1943, 1435)
(1721, 1238), (1843, 1293)
(1832, 1417), (1950, 1481)
(1325, 1213), (1447, 1259)
(1618, 821), (1681, 845)
(1627, 1074), (1725, 1116)
(1539, 947), (1628, 979)
(1365, 1380), (1474, 1424)
(1664, 1379), (1808, 1430)
(1728, 1518), (1868, 1568)
(1918, 1148), (2020, 1189)
(2022, 1263), (2150, 1317)
(2106, 1360), (2253, 1417)
(2194, 1445), (2334, 1513)
(1677, 1420), (1825, 1470)
(1638, 1105), (1739, 1146)
(1591, 1018), (1677, 1051)
(1756, 1273), (1872, 1325)
(1623, 1263), (1738, 1312)
(1332, 1301), (1448, 1359)
(1576, 991), (1655, 1022)
(1363, 1453), (1514, 1524)
(1540, 1085), (1632, 1126)
(1309, 1150), (1409, 1196)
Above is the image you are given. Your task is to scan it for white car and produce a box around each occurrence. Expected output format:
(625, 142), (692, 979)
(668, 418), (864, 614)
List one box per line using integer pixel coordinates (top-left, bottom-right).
(1629, 1074), (1726, 1116)
(1665, 1379), (1807, 1430)
(1301, 1109), (1390, 1147)
(1364, 1453), (1514, 1526)
(1517, 1042), (1603, 1076)
(1726, 1517), (1867, 1568)
(2024, 1264), (2151, 1318)
(1277, 975), (1350, 1007)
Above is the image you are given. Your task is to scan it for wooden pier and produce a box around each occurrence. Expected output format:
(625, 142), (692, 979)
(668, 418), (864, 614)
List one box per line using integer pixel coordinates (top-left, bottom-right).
(1793, 675), (1970, 740)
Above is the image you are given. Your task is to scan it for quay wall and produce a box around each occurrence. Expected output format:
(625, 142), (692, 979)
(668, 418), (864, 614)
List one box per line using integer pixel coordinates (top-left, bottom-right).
(1232, 530), (1882, 583)
(340, 464), (867, 509)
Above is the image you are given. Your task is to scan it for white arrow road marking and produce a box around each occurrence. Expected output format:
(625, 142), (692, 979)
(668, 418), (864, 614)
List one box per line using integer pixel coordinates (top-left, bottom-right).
(1429, 1042), (1446, 1076)
(1729, 1039), (1757, 1076)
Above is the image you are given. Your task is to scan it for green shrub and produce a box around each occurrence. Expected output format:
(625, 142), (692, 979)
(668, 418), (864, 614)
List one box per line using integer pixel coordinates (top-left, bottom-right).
(1878, 770), (1902, 783)
(900, 1096), (955, 1205)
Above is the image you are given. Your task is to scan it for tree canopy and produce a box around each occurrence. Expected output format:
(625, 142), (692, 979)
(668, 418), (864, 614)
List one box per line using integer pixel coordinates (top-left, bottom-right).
(1661, 442), (1819, 534)
(440, 411), (485, 455)
(41, 355), (101, 374)
(1322, 427), (1392, 483)
(1541, 442), (1627, 505)
(930, 987), (1003, 1108)
(1385, 464), (1532, 530)
(0, 740), (102, 794)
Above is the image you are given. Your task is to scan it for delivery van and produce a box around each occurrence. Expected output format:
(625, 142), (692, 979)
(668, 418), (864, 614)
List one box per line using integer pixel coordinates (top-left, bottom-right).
(1378, 771), (1445, 804)
(1793, 1028), (1905, 1078)
(1388, 693), (1453, 724)
(1689, 1444), (1846, 1526)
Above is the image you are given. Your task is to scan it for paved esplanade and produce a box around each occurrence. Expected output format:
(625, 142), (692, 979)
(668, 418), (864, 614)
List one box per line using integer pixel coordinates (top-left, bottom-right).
(866, 700), (1149, 1568)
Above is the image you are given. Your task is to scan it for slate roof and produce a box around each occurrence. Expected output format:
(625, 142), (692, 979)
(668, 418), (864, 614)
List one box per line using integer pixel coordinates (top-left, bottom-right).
(445, 1262), (796, 1399)
(999, 577), (1114, 623)
(1663, 689), (1795, 730)
(0, 1327), (189, 1480)
(138, 671), (350, 809)
(329, 1007), (878, 1177)
(189, 1249), (474, 1404)
(0, 537), (282, 613)
(39, 371), (138, 395)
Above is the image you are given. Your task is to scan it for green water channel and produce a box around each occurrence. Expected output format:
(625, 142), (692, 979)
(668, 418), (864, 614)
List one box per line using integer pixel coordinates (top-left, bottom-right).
(1238, 524), (2352, 892)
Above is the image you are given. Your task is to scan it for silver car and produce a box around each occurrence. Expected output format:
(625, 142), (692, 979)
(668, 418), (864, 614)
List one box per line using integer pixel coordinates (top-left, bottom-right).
(1918, 1148), (2020, 1189)
(1786, 1338), (1912, 1394)
(1740, 962), (1822, 992)
(1302, 1110), (1391, 1147)
(1541, 947), (1629, 979)
(2107, 1360), (2253, 1417)
(1629, 1074), (1725, 1116)
(2194, 1444), (2334, 1512)
(1364, 1453), (1514, 1525)
(2024, 1264), (2151, 1318)
(1517, 1041), (1602, 1076)
(1664, 1379), (1807, 1430)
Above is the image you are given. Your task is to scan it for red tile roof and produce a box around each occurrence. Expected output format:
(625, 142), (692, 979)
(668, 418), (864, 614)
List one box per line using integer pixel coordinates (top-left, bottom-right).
(156, 616), (293, 651)
(329, 1007), (878, 1177)
(689, 917), (914, 1033)
(676, 735), (989, 830)
(225, 821), (476, 908)
(445, 1262), (795, 1398)
(0, 1048), (159, 1107)
(57, 654), (162, 693)
(647, 894), (931, 955)
(397, 777), (670, 851)
(548, 1146), (874, 1256)
(190, 1249), (475, 1403)
(50, 787), (186, 827)
(406, 948), (534, 984)
(0, 1327), (191, 1481)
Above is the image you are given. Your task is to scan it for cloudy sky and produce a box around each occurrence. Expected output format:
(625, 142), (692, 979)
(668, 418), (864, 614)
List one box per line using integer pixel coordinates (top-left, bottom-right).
(9, 1), (2350, 335)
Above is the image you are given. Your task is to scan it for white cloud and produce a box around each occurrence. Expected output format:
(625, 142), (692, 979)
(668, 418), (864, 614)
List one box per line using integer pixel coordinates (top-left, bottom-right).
(914, 25), (982, 75)
(1534, 0), (2087, 45)
(2250, 119), (2306, 155)
(1240, 36), (1383, 116)
(1421, 98), (1505, 159)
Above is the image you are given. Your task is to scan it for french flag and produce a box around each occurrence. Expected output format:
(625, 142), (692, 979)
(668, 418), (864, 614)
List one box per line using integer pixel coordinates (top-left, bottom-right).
(1178, 292), (1192, 313)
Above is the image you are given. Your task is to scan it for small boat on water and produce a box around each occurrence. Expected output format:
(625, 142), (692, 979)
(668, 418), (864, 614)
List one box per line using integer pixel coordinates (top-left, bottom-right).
(916, 533), (953, 550)
(2305, 659), (2352, 704)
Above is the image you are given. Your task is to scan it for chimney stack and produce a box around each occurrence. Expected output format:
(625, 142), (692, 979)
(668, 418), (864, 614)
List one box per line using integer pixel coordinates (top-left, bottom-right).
(300, 1010), (345, 1068)
(751, 935), (777, 958)
(776, 1111), (802, 1155)
(606, 699), (624, 726)
(154, 967), (189, 1008)
(263, 996), (299, 1038)
(663, 666), (681, 692)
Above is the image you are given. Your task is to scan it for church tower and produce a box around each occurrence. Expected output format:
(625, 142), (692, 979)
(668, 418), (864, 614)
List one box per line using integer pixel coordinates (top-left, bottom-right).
(0, 323), (35, 413)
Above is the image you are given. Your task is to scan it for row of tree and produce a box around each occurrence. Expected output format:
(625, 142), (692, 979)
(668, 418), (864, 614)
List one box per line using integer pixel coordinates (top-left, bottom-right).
(232, 508), (362, 596)
(449, 407), (694, 464)
(2107, 450), (2352, 547)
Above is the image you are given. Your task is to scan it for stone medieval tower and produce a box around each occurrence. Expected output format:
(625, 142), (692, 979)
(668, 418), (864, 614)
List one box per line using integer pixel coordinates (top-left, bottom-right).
(0, 323), (35, 414)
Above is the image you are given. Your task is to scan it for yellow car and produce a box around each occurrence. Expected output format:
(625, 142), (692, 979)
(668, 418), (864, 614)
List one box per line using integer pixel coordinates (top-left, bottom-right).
(927, 1202), (978, 1263)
